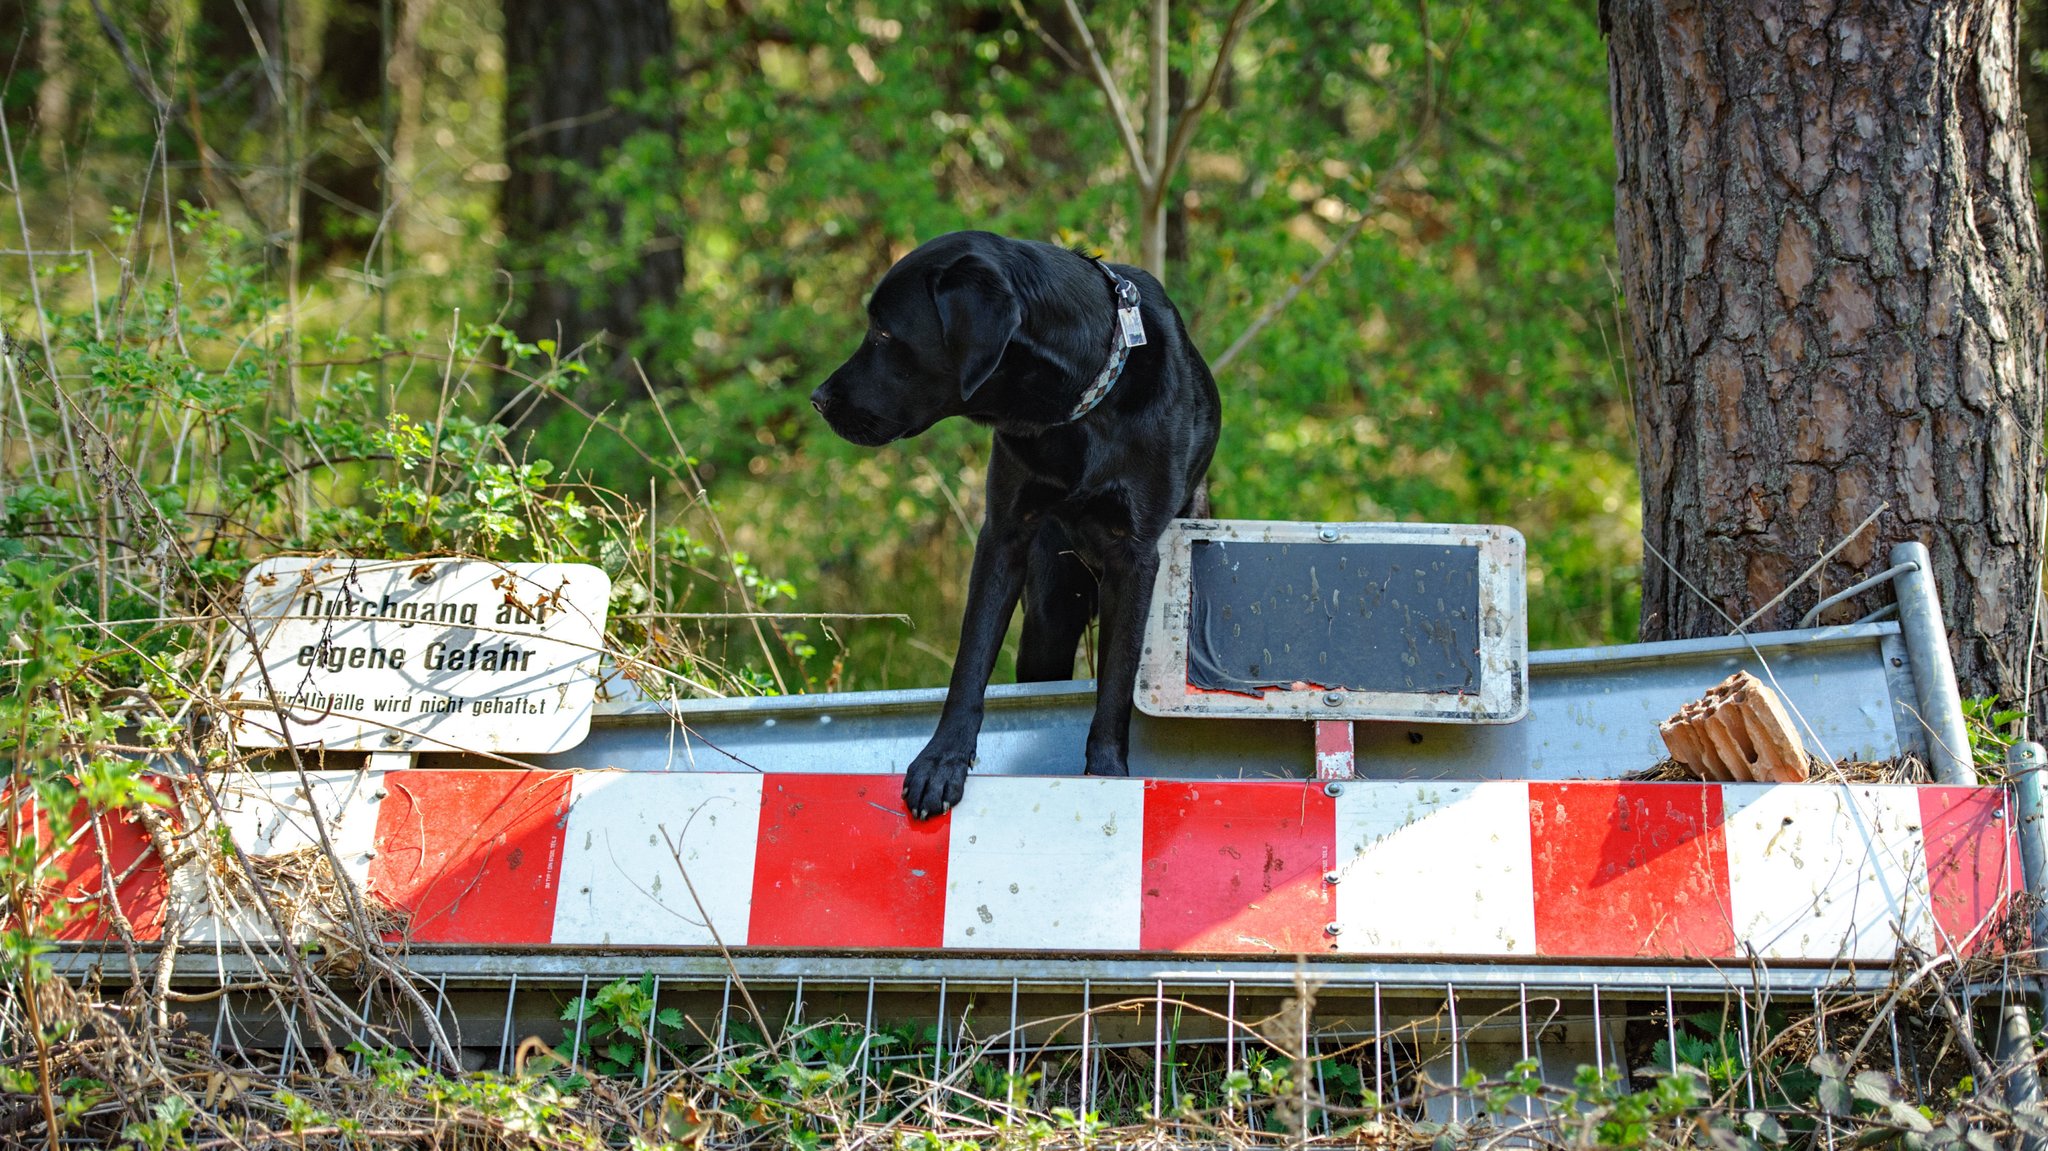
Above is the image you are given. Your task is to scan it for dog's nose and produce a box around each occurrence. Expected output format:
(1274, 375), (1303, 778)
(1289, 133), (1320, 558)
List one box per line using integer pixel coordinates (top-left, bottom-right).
(809, 385), (828, 415)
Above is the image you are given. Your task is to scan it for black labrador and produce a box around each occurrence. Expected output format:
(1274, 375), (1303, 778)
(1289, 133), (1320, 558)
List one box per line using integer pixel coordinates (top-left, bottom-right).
(811, 231), (1221, 818)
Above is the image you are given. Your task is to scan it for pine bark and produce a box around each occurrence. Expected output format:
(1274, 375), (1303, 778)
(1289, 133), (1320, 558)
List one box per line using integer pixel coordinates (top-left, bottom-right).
(500, 0), (683, 363)
(1605, 0), (2046, 706)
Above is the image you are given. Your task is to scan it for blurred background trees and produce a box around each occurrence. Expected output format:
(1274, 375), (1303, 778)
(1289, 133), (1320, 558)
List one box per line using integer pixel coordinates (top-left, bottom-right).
(17, 0), (1994, 695)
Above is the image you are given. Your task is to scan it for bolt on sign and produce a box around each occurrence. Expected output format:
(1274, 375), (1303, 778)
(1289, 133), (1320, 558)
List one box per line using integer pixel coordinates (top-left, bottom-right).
(222, 558), (611, 754)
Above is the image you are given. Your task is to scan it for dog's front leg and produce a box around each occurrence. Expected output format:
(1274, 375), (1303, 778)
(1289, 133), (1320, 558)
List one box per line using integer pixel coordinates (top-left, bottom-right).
(1082, 542), (1163, 778)
(903, 518), (1031, 818)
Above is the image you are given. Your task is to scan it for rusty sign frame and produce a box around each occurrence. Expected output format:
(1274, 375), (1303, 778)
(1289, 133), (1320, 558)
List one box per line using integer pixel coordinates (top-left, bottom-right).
(1136, 519), (1528, 723)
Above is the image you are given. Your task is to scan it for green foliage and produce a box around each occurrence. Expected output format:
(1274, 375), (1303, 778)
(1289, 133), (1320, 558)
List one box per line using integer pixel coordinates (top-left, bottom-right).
(0, 555), (168, 995)
(0, 202), (805, 1144)
(349, 1041), (585, 1139)
(14, 0), (1640, 696)
(119, 1095), (194, 1151)
(1964, 694), (2026, 778)
(560, 974), (688, 1080)
(511, 0), (1638, 686)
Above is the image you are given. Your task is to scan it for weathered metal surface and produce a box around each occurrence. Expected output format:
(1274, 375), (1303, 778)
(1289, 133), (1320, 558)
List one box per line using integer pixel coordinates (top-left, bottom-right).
(1140, 780), (1334, 953)
(508, 622), (1918, 783)
(43, 770), (2012, 971)
(1137, 520), (1528, 722)
(1333, 781), (1537, 956)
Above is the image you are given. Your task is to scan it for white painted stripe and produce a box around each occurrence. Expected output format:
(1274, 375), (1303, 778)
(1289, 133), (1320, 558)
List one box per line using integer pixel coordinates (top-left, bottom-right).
(942, 777), (1146, 950)
(1331, 781), (1536, 956)
(180, 769), (385, 943)
(1722, 784), (1932, 961)
(552, 773), (764, 946)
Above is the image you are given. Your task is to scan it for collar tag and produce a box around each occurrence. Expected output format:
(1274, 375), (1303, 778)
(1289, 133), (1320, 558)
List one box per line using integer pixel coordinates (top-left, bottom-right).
(1068, 257), (1145, 421)
(1118, 305), (1147, 348)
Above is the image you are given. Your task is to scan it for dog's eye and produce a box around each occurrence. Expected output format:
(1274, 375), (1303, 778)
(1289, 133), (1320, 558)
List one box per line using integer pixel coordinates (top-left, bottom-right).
(869, 329), (892, 345)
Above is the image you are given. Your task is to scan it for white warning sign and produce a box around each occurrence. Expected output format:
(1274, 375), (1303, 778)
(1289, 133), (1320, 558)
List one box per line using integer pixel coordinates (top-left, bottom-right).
(222, 558), (612, 753)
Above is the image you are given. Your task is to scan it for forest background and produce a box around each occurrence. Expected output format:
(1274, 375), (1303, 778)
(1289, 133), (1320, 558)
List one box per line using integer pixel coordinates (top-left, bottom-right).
(7, 0), (2046, 697)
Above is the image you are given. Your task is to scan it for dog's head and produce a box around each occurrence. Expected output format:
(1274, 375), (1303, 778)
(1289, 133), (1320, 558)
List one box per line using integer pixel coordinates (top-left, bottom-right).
(811, 232), (1021, 446)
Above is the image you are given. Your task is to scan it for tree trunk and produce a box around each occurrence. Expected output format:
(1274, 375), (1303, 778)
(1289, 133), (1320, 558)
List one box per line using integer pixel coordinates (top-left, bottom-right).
(302, 0), (385, 269)
(500, 0), (682, 369)
(1605, 0), (2046, 709)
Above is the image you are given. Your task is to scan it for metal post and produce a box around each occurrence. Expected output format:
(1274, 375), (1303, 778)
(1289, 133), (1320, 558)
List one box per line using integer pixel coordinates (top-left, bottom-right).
(1996, 1002), (2047, 1151)
(2015, 742), (2048, 977)
(2003, 741), (2048, 1151)
(1890, 541), (1975, 783)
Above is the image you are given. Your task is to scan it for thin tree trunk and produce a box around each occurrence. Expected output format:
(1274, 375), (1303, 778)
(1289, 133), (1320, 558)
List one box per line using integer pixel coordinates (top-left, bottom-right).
(1605, 0), (2045, 707)
(303, 0), (384, 268)
(500, 0), (682, 374)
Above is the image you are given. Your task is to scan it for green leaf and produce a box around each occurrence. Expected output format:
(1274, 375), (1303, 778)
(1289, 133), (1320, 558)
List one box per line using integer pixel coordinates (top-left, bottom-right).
(1852, 1068), (1897, 1105)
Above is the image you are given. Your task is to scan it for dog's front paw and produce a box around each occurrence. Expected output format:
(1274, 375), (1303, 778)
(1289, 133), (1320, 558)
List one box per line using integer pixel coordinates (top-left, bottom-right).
(1083, 744), (1130, 778)
(904, 745), (973, 819)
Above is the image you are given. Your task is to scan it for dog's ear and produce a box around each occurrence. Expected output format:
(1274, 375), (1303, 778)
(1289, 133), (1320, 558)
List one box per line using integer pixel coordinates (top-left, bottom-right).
(932, 255), (1020, 401)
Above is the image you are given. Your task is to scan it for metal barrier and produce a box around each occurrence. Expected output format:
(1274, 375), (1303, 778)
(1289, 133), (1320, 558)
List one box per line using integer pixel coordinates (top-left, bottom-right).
(38, 554), (2039, 1121)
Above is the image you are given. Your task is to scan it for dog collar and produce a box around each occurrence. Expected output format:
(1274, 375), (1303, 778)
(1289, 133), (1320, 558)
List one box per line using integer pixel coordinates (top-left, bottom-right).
(1068, 260), (1147, 421)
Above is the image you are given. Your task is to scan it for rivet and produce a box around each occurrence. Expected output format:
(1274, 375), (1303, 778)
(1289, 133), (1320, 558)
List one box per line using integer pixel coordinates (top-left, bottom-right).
(1323, 922), (1342, 937)
(1323, 782), (1344, 798)
(1318, 526), (1339, 542)
(1323, 691), (1344, 707)
(1323, 871), (1341, 886)
(382, 732), (405, 746)
(371, 788), (387, 800)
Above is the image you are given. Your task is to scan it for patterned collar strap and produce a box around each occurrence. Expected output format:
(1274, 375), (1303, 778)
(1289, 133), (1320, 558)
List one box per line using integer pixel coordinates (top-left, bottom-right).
(1067, 259), (1146, 422)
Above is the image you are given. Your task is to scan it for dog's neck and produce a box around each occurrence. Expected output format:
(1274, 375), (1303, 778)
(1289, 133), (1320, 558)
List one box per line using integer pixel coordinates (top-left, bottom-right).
(966, 248), (1141, 431)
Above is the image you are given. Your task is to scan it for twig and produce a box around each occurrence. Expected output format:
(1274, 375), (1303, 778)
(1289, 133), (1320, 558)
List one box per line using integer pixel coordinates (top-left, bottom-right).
(634, 360), (791, 694)
(1734, 501), (1889, 631)
(1006, 0), (1083, 73)
(1641, 536), (1838, 766)
(1922, 963), (1998, 1090)
(1153, 0), (1262, 206)
(1061, 0), (1152, 186)
(1211, 206), (1371, 378)
(0, 90), (84, 514)
(657, 822), (777, 1058)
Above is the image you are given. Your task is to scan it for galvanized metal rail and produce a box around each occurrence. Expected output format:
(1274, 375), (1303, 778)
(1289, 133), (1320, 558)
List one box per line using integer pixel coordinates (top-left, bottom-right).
(513, 620), (1930, 783)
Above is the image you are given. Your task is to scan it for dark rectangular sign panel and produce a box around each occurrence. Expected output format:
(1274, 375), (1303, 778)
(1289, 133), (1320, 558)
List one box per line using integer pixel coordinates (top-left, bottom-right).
(1186, 540), (1481, 696)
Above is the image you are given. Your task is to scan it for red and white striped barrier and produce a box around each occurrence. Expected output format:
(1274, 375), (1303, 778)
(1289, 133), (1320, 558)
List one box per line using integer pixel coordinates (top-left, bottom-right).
(30, 772), (2018, 963)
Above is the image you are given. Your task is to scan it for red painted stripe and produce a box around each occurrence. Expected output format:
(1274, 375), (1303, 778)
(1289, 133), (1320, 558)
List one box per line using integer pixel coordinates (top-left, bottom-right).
(5, 795), (167, 944)
(1139, 780), (1335, 953)
(747, 775), (950, 948)
(369, 770), (571, 944)
(1314, 721), (1355, 780)
(1529, 782), (1733, 959)
(1919, 786), (2019, 957)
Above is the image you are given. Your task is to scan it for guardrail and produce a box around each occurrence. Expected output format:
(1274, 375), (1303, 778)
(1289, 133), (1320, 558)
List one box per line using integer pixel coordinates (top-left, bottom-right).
(32, 550), (2041, 1116)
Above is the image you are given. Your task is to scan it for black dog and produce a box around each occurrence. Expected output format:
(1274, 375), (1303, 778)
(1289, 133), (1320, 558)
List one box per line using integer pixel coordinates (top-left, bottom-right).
(812, 231), (1220, 818)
